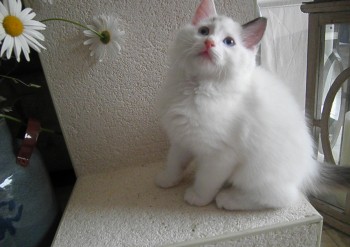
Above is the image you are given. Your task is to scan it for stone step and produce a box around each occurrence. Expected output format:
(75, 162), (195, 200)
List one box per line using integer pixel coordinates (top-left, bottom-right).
(52, 162), (322, 247)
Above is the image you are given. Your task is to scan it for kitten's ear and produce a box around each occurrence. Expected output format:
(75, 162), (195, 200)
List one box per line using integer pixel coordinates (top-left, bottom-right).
(192, 0), (217, 25)
(242, 17), (267, 49)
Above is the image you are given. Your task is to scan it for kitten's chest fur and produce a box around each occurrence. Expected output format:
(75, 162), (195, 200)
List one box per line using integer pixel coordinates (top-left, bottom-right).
(163, 78), (242, 152)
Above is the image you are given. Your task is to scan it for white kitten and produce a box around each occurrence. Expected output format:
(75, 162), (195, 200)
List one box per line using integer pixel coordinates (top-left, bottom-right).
(156, 0), (350, 210)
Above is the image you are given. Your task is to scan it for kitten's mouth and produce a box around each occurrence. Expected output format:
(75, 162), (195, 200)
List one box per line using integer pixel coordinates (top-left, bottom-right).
(199, 50), (214, 62)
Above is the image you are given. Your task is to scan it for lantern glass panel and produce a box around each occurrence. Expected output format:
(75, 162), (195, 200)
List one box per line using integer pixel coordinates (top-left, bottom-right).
(314, 23), (350, 210)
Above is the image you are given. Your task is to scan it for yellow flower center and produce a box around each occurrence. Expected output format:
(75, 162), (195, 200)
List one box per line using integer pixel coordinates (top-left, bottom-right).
(3, 16), (24, 37)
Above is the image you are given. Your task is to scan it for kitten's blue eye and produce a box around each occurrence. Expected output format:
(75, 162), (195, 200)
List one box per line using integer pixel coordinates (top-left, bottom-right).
(198, 26), (210, 36)
(223, 37), (235, 46)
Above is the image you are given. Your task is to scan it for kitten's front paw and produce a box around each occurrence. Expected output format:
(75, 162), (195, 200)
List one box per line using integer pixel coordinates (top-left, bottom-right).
(155, 171), (181, 188)
(184, 187), (212, 206)
(215, 190), (232, 210)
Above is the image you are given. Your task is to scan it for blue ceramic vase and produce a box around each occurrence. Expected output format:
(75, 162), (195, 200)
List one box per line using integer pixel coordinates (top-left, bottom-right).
(0, 118), (58, 247)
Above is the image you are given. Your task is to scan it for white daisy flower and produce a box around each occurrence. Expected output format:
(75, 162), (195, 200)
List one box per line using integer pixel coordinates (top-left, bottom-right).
(0, 0), (46, 62)
(83, 15), (124, 62)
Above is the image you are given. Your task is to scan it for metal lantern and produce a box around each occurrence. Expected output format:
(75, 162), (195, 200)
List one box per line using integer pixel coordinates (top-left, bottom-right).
(301, 0), (350, 235)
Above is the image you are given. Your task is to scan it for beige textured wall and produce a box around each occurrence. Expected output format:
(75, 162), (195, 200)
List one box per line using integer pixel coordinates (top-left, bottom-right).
(27, 0), (256, 176)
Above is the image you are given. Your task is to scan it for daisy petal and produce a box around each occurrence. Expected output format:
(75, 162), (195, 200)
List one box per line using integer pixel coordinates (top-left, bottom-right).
(8, 0), (20, 16)
(15, 0), (22, 15)
(83, 30), (96, 37)
(23, 48), (30, 61)
(19, 7), (33, 18)
(83, 38), (95, 45)
(4, 36), (14, 60)
(20, 11), (36, 22)
(18, 35), (30, 61)
(23, 35), (45, 52)
(0, 2), (9, 17)
(0, 32), (6, 41)
(0, 26), (6, 39)
(24, 39), (40, 52)
(24, 18), (46, 27)
(1, 35), (12, 57)
(3, 0), (9, 11)
(13, 37), (23, 61)
(24, 29), (45, 41)
(18, 35), (30, 54)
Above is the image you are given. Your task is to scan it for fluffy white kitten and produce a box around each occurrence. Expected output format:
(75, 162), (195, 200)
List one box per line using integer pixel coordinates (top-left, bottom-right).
(156, 0), (350, 210)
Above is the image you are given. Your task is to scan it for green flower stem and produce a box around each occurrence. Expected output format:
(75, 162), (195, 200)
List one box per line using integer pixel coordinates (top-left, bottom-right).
(0, 114), (22, 124)
(0, 114), (56, 134)
(40, 126), (56, 134)
(41, 18), (102, 39)
(0, 74), (41, 88)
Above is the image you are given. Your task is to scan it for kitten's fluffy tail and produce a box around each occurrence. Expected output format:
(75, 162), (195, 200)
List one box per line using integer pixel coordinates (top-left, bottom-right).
(310, 163), (350, 193)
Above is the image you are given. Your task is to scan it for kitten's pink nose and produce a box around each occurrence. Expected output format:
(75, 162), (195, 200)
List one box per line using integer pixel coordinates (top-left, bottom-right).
(205, 39), (215, 49)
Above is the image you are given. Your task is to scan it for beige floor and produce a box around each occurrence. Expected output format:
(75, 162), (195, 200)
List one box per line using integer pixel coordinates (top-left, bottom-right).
(321, 224), (350, 247)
